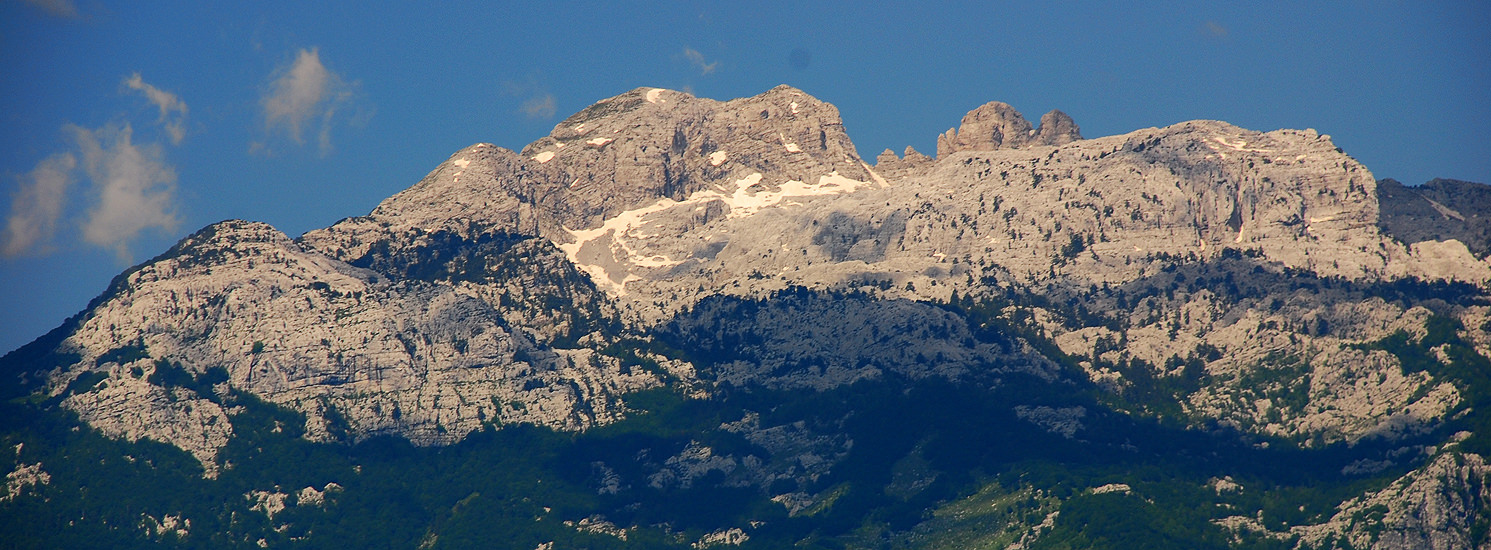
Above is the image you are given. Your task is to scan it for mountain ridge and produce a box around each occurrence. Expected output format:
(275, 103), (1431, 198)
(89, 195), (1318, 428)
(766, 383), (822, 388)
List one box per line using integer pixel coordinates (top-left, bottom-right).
(3, 85), (1489, 549)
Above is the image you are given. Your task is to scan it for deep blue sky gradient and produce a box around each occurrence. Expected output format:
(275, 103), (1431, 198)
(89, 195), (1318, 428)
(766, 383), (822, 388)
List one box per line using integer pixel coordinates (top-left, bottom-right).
(2, 1), (1488, 352)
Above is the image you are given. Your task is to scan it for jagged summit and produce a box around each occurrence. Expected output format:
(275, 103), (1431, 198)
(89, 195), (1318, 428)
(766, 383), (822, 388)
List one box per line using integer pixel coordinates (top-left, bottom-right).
(874, 145), (934, 178)
(302, 84), (878, 275)
(301, 89), (1490, 309)
(936, 101), (1083, 157)
(1035, 109), (1081, 146)
(521, 84), (871, 207)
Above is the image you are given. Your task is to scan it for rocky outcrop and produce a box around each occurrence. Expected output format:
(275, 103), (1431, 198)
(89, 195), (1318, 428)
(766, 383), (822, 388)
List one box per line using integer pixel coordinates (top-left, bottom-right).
(1034, 110), (1081, 146)
(308, 89), (1486, 328)
(1312, 450), (1491, 550)
(3, 446), (50, 503)
(935, 102), (1081, 156)
(937, 101), (1036, 156)
(1218, 451), (1491, 550)
(874, 146), (935, 179)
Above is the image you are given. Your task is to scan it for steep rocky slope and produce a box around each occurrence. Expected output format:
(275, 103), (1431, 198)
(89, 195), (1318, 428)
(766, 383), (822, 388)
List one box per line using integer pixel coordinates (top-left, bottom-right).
(21, 220), (665, 473)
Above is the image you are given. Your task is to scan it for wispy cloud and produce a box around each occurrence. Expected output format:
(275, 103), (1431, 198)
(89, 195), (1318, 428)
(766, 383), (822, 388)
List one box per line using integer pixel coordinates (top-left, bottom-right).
(70, 123), (180, 261)
(521, 94), (557, 119)
(19, 0), (78, 18)
(2, 153), (76, 257)
(123, 73), (188, 145)
(1202, 20), (1229, 38)
(259, 48), (360, 156)
(682, 47), (719, 75)
(502, 77), (558, 120)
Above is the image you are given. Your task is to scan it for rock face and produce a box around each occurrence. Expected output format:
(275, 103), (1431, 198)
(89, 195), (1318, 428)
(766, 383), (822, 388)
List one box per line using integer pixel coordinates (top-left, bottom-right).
(1311, 451), (1491, 550)
(41, 220), (663, 465)
(302, 85), (872, 262)
(1035, 109), (1081, 146)
(4, 85), (1489, 545)
(938, 101), (1035, 155)
(874, 146), (934, 179)
(935, 101), (1081, 156)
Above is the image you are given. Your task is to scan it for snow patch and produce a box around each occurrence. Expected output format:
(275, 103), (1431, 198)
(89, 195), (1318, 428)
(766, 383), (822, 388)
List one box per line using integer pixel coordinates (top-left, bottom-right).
(646, 88), (664, 103)
(709, 151), (728, 166)
(862, 162), (889, 186)
(1213, 136), (1273, 153)
(452, 158), (470, 168)
(586, 137), (614, 147)
(784, 142), (802, 153)
(533, 151), (555, 164)
(789, 101), (799, 114)
(558, 171), (877, 295)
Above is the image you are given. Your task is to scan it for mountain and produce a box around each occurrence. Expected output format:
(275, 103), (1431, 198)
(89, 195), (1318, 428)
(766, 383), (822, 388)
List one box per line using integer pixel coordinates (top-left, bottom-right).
(2, 85), (1488, 549)
(1378, 177), (1491, 259)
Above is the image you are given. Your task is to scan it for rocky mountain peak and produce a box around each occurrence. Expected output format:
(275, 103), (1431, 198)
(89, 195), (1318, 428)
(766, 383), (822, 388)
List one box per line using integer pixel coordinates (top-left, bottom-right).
(1035, 109), (1081, 146)
(475, 85), (869, 230)
(155, 219), (290, 258)
(936, 101), (1084, 157)
(873, 145), (935, 178)
(303, 85), (877, 270)
(937, 101), (1034, 156)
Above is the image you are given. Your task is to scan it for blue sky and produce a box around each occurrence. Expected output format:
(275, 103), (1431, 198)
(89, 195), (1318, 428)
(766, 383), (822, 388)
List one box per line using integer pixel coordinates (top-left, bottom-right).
(2, 1), (1488, 353)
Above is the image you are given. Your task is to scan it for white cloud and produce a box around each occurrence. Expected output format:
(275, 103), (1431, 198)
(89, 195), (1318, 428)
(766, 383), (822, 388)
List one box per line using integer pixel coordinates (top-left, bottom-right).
(20, 0), (78, 18)
(261, 48), (358, 155)
(70, 123), (180, 260)
(3, 72), (188, 261)
(263, 49), (331, 143)
(123, 73), (189, 145)
(1, 153), (76, 257)
(521, 94), (557, 119)
(683, 47), (719, 75)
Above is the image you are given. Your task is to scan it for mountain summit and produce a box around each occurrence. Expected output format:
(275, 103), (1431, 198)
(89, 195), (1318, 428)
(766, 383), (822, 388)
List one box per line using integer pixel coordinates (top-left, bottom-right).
(3, 86), (1489, 549)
